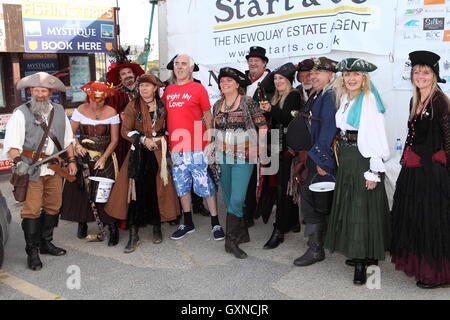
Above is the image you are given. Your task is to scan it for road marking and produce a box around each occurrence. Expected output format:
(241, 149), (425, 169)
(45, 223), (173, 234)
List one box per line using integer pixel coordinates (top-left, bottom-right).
(0, 270), (64, 300)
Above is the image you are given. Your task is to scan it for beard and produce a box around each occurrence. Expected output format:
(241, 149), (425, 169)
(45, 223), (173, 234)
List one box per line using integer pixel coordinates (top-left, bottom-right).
(30, 96), (51, 116)
(123, 76), (135, 87)
(303, 84), (313, 90)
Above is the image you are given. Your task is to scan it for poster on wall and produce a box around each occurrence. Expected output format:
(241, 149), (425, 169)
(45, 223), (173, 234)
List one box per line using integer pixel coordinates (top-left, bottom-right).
(393, 0), (450, 91)
(68, 56), (90, 103)
(0, 113), (12, 171)
(166, 0), (396, 65)
(21, 54), (61, 103)
(22, 1), (116, 53)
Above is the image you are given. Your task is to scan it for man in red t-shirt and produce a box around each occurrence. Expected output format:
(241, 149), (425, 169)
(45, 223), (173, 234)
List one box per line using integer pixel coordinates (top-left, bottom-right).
(162, 54), (224, 241)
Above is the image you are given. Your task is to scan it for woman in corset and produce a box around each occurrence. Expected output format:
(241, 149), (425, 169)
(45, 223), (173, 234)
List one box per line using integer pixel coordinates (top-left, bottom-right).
(61, 81), (120, 246)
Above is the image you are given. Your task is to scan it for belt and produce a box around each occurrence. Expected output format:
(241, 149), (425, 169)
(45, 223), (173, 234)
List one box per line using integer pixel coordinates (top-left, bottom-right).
(22, 150), (53, 161)
(341, 130), (358, 144)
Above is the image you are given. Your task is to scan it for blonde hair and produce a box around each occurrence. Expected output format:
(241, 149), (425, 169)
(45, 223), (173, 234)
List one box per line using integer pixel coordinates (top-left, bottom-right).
(271, 82), (294, 109)
(334, 72), (371, 109)
(409, 64), (450, 120)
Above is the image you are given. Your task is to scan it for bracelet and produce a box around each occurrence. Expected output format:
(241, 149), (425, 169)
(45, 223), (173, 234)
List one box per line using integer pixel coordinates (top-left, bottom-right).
(68, 155), (77, 160)
(67, 158), (77, 164)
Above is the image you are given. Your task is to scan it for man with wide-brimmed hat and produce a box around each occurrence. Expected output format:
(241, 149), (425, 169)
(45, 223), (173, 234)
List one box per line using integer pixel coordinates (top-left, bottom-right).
(243, 46), (271, 229)
(293, 57), (339, 267)
(3, 72), (77, 271)
(296, 58), (315, 106)
(106, 47), (145, 168)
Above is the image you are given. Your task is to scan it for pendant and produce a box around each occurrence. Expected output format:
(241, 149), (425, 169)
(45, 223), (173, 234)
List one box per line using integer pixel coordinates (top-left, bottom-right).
(152, 131), (157, 137)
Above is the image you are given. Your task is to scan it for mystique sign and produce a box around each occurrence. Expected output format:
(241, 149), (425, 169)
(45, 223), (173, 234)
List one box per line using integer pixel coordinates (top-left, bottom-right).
(22, 1), (116, 53)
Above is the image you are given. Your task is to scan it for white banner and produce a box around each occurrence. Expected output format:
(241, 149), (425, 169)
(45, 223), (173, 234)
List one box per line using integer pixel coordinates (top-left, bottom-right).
(167, 0), (395, 65)
(0, 6), (6, 52)
(393, 0), (450, 91)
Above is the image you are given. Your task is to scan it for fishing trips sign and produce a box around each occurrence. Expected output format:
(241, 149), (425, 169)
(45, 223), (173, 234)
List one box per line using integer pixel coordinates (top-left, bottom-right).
(22, 1), (116, 53)
(167, 0), (395, 64)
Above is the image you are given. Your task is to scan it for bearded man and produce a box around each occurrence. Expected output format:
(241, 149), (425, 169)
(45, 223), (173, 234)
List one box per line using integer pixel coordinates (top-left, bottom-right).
(106, 47), (145, 167)
(3, 72), (77, 271)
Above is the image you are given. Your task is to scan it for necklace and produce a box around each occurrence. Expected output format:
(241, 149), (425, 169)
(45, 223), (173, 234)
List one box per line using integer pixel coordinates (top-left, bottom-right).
(145, 98), (158, 136)
(92, 106), (103, 120)
(342, 95), (355, 113)
(223, 94), (239, 112)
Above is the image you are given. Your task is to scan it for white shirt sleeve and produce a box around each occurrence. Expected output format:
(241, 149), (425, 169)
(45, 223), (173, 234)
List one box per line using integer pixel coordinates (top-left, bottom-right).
(357, 93), (390, 179)
(3, 109), (26, 157)
(70, 109), (82, 122)
(63, 115), (76, 148)
(110, 114), (120, 125)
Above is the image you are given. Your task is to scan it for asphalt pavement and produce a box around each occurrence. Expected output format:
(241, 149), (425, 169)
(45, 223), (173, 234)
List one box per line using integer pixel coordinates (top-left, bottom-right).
(0, 173), (449, 301)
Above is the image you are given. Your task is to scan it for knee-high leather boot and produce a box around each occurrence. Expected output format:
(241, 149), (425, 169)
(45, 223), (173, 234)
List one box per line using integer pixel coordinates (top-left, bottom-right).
(22, 218), (43, 271)
(293, 223), (325, 266)
(124, 203), (139, 253)
(39, 212), (67, 256)
(225, 213), (247, 259)
(108, 221), (119, 247)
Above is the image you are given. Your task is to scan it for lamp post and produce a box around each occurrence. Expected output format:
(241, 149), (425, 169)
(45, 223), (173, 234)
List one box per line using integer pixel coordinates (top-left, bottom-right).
(144, 0), (158, 73)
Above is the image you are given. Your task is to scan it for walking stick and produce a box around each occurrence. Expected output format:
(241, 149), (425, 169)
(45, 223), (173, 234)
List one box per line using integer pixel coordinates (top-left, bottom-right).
(86, 201), (106, 242)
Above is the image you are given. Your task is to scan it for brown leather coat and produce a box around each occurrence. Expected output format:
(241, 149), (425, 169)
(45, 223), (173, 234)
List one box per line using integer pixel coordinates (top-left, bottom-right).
(104, 98), (180, 222)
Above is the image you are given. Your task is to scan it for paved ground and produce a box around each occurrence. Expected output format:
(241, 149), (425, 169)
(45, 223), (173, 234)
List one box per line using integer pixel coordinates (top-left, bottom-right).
(0, 173), (449, 301)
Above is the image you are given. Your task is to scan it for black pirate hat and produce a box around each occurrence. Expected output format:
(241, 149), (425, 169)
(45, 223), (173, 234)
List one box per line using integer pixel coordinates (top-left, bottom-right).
(218, 67), (251, 89)
(166, 54), (200, 72)
(245, 46), (269, 63)
(409, 50), (446, 83)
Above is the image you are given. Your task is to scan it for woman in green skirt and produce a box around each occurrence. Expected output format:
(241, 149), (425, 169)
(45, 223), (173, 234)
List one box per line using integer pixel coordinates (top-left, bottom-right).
(324, 58), (391, 285)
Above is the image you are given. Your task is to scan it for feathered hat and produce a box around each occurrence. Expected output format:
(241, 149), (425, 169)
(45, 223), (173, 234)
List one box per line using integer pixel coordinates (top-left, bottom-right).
(106, 46), (145, 86)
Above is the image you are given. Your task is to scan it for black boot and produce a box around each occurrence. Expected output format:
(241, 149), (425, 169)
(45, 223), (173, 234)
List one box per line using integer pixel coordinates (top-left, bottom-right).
(39, 213), (67, 256)
(22, 219), (43, 271)
(169, 215), (181, 226)
(243, 207), (255, 228)
(263, 227), (284, 249)
(152, 223), (162, 244)
(77, 222), (88, 239)
(192, 193), (210, 217)
(293, 223), (325, 266)
(237, 216), (250, 244)
(346, 258), (378, 267)
(225, 214), (247, 259)
(353, 260), (367, 285)
(124, 225), (139, 253)
(108, 221), (119, 247)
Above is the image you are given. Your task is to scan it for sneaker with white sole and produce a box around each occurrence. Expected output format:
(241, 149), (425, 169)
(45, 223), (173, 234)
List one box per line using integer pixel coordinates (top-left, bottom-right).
(212, 225), (225, 241)
(171, 224), (195, 240)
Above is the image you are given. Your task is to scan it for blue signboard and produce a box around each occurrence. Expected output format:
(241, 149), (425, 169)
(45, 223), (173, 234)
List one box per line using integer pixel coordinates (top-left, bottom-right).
(22, 2), (115, 53)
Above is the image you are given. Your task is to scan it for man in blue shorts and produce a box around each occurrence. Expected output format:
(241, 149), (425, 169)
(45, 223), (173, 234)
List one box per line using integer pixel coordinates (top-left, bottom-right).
(162, 54), (225, 241)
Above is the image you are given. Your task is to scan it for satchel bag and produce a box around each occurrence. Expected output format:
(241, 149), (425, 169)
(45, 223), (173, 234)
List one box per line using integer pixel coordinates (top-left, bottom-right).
(10, 173), (30, 202)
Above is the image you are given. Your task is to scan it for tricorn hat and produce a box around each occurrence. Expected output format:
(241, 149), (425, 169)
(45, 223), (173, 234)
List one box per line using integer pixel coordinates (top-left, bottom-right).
(296, 58), (315, 82)
(16, 72), (66, 92)
(409, 50), (446, 83)
(105, 46), (145, 86)
(166, 54), (200, 72)
(311, 57), (338, 73)
(81, 81), (117, 102)
(218, 67), (251, 89)
(260, 62), (299, 92)
(337, 58), (377, 73)
(246, 46), (269, 63)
